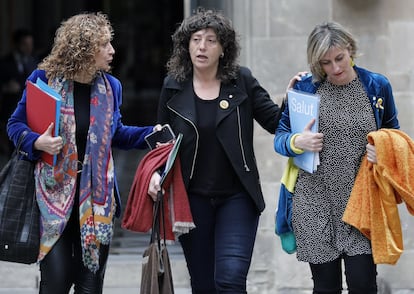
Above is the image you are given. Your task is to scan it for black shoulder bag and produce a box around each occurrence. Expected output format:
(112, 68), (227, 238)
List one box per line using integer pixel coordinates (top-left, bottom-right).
(0, 130), (40, 264)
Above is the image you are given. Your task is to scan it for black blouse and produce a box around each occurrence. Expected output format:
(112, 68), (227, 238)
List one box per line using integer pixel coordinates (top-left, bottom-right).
(73, 81), (91, 162)
(188, 93), (243, 197)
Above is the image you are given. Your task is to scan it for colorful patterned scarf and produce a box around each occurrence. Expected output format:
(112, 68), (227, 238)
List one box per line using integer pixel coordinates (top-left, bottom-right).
(35, 72), (115, 273)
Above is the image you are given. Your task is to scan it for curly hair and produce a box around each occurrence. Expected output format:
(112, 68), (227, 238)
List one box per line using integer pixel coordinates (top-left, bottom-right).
(166, 8), (240, 83)
(307, 21), (357, 83)
(38, 12), (113, 81)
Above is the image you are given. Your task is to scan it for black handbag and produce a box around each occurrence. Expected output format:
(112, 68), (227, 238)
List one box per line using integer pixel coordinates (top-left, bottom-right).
(0, 130), (40, 264)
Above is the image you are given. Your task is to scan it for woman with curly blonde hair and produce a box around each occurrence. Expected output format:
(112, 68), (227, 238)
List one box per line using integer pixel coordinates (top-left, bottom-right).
(7, 12), (157, 293)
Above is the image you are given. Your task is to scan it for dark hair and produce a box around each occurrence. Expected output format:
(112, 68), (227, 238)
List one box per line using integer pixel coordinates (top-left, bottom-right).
(166, 7), (240, 83)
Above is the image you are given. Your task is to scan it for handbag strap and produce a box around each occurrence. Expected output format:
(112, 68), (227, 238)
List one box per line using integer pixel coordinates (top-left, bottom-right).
(149, 190), (168, 247)
(13, 130), (29, 157)
(150, 198), (161, 244)
(159, 191), (167, 243)
(150, 133), (183, 245)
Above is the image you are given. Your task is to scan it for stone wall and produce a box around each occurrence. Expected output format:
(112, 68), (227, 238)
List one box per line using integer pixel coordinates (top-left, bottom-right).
(230, 0), (414, 292)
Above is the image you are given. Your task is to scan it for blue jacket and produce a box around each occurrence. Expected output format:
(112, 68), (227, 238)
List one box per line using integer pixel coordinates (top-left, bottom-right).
(7, 69), (154, 217)
(275, 65), (400, 156)
(273, 66), (400, 253)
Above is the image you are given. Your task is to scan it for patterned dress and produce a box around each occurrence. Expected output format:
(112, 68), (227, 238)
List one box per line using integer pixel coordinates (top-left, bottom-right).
(292, 77), (377, 264)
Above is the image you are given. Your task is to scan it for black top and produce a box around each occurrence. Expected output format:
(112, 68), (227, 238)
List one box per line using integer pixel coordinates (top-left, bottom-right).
(73, 81), (90, 162)
(188, 93), (243, 197)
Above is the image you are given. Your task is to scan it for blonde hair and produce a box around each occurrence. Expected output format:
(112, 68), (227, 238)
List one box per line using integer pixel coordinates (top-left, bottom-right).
(307, 21), (357, 83)
(38, 12), (113, 81)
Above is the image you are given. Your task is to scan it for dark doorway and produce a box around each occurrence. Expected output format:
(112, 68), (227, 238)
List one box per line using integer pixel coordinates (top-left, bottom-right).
(108, 1), (184, 126)
(1, 0), (184, 125)
(0, 0), (184, 251)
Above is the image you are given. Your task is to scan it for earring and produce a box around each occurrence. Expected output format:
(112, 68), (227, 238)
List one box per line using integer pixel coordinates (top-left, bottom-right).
(220, 52), (224, 58)
(350, 57), (355, 67)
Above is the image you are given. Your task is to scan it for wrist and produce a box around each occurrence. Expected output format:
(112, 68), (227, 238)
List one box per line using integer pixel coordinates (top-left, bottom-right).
(290, 134), (304, 154)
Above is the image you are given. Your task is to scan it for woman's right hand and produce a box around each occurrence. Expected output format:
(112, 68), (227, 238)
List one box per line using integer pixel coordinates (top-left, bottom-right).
(148, 171), (162, 201)
(293, 118), (323, 152)
(33, 122), (64, 155)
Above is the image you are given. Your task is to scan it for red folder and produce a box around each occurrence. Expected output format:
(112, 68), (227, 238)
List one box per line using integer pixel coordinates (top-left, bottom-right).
(26, 78), (61, 166)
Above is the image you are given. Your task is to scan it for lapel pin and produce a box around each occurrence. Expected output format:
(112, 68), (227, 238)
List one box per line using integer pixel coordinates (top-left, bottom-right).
(219, 100), (229, 109)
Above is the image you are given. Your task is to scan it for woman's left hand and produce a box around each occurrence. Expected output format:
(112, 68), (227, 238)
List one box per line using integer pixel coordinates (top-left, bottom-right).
(286, 71), (308, 92)
(366, 143), (377, 163)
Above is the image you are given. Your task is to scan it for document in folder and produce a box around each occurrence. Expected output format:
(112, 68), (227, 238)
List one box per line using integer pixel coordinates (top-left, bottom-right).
(287, 89), (320, 173)
(26, 78), (61, 166)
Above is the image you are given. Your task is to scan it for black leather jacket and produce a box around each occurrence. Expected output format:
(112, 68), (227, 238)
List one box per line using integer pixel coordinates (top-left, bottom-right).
(157, 67), (280, 212)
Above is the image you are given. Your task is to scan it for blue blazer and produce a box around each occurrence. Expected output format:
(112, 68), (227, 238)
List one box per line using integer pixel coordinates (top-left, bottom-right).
(273, 65), (400, 253)
(7, 69), (154, 217)
(275, 65), (400, 156)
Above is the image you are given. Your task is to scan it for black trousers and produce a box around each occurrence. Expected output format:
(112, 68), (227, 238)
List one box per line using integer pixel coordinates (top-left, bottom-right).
(310, 254), (377, 294)
(39, 199), (110, 294)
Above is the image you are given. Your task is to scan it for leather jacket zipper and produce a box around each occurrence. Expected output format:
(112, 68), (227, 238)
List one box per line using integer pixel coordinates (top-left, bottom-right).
(168, 105), (250, 177)
(168, 106), (199, 179)
(237, 106), (250, 171)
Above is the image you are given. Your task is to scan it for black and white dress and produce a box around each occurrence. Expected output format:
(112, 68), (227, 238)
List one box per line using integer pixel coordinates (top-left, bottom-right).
(292, 77), (377, 264)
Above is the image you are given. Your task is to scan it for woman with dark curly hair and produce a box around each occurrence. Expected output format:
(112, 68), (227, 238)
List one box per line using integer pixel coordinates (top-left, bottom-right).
(7, 12), (157, 293)
(148, 8), (281, 293)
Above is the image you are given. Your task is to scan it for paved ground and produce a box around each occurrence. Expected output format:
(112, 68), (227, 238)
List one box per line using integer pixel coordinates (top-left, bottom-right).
(0, 233), (191, 293)
(0, 148), (192, 293)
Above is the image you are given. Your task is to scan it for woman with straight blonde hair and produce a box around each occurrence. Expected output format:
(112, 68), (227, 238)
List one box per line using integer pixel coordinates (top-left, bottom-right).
(275, 21), (399, 293)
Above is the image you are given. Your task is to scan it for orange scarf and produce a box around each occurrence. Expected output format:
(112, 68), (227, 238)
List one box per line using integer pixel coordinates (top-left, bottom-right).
(343, 129), (414, 264)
